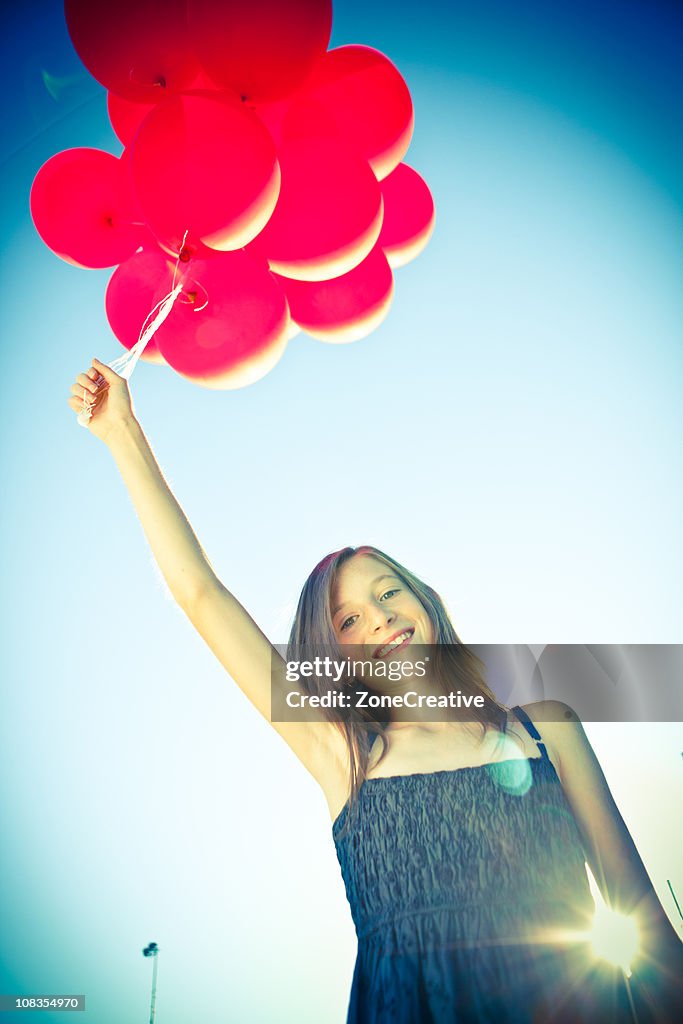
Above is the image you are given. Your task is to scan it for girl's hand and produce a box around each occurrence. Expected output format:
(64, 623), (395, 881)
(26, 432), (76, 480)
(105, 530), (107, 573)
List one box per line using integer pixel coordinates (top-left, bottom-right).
(67, 358), (136, 445)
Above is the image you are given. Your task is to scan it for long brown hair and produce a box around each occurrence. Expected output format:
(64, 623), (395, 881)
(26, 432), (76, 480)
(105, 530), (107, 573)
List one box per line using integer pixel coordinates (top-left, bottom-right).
(286, 545), (509, 832)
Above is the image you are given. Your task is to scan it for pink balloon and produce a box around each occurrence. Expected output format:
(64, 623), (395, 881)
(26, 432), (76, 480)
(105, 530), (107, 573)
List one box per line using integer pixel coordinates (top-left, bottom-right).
(249, 95), (291, 149)
(154, 251), (290, 389)
(378, 164), (435, 268)
(64, 0), (200, 103)
(107, 68), (224, 147)
(105, 248), (175, 365)
(119, 136), (234, 264)
(275, 246), (394, 343)
(30, 148), (148, 268)
(107, 93), (156, 147)
(283, 46), (414, 180)
(250, 137), (383, 281)
(188, 0), (332, 102)
(131, 91), (280, 255)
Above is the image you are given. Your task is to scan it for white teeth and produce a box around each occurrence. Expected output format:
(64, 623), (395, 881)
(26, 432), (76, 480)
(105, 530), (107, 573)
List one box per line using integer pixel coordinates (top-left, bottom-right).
(378, 631), (412, 657)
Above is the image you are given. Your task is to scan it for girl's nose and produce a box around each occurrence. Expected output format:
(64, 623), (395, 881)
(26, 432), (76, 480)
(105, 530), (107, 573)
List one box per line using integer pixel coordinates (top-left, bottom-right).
(368, 602), (395, 633)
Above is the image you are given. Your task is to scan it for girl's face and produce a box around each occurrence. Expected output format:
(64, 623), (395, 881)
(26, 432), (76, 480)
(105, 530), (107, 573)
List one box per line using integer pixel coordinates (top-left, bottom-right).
(330, 554), (435, 656)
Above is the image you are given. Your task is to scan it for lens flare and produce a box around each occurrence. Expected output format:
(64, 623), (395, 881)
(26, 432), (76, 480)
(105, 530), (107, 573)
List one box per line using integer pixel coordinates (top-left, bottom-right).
(589, 904), (640, 975)
(585, 866), (640, 976)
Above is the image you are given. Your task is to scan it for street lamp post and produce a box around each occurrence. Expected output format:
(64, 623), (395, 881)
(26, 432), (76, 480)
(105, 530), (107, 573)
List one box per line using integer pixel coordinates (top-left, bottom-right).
(142, 942), (159, 1024)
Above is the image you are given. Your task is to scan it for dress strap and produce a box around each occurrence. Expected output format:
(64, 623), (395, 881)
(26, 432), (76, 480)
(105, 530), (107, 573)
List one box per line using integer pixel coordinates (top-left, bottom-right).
(511, 705), (550, 762)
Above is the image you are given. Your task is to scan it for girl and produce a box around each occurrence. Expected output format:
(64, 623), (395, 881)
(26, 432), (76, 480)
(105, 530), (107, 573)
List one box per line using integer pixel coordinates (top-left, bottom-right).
(68, 358), (682, 1022)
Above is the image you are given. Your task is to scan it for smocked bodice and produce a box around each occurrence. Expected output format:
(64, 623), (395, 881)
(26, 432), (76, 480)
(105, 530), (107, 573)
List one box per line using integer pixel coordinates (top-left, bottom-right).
(333, 755), (593, 947)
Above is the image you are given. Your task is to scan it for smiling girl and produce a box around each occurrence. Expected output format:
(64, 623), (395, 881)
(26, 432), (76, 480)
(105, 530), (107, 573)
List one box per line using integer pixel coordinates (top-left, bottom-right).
(69, 359), (682, 1022)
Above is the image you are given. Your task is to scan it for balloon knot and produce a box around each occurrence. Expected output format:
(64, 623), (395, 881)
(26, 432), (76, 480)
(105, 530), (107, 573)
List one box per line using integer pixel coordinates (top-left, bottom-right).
(179, 248), (191, 263)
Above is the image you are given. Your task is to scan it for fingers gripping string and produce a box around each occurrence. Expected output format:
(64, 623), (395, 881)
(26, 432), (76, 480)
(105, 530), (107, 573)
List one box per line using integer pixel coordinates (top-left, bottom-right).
(76, 282), (183, 427)
(77, 231), (199, 428)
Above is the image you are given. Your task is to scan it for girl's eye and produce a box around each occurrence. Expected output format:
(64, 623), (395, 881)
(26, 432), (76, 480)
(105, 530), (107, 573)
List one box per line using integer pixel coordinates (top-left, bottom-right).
(339, 590), (399, 631)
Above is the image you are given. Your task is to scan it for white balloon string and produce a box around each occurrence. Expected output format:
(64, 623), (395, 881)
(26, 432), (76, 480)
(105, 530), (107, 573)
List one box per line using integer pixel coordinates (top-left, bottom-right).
(110, 282), (184, 378)
(77, 231), (190, 428)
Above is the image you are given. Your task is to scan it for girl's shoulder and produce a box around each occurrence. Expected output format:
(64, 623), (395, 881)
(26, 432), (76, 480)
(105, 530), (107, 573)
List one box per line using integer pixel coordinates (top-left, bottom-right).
(515, 698), (578, 729)
(511, 700), (576, 777)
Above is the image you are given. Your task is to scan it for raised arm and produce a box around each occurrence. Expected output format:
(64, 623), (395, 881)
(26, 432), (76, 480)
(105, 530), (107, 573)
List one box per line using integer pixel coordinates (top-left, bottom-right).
(67, 359), (349, 806)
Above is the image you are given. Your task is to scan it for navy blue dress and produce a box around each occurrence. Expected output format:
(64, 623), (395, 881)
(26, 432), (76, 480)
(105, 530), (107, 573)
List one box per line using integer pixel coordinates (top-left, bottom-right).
(333, 706), (639, 1023)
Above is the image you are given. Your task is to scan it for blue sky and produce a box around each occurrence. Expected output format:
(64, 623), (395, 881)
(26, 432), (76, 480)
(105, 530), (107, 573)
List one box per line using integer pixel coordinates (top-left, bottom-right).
(1, 1), (682, 1021)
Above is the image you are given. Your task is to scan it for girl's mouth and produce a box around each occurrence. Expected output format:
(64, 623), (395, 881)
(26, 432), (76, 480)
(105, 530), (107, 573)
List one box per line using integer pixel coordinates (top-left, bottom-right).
(374, 629), (414, 658)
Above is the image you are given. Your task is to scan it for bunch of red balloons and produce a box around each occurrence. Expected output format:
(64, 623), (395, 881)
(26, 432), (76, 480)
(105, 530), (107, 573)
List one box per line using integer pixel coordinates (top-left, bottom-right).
(30, 0), (435, 389)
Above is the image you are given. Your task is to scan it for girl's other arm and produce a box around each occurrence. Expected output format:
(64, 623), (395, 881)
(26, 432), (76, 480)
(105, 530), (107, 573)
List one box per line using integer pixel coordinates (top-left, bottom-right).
(537, 701), (682, 1019)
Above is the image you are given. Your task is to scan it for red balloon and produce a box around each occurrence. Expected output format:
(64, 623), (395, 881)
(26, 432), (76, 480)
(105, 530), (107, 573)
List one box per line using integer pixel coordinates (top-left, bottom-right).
(107, 68), (224, 147)
(154, 251), (290, 389)
(119, 124), (236, 264)
(30, 148), (148, 268)
(283, 46), (414, 181)
(250, 137), (383, 281)
(249, 96), (291, 149)
(64, 0), (200, 103)
(131, 92), (280, 255)
(155, 234), (228, 263)
(107, 93), (156, 147)
(105, 248), (176, 365)
(275, 246), (394, 343)
(378, 164), (435, 268)
(188, 0), (332, 102)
